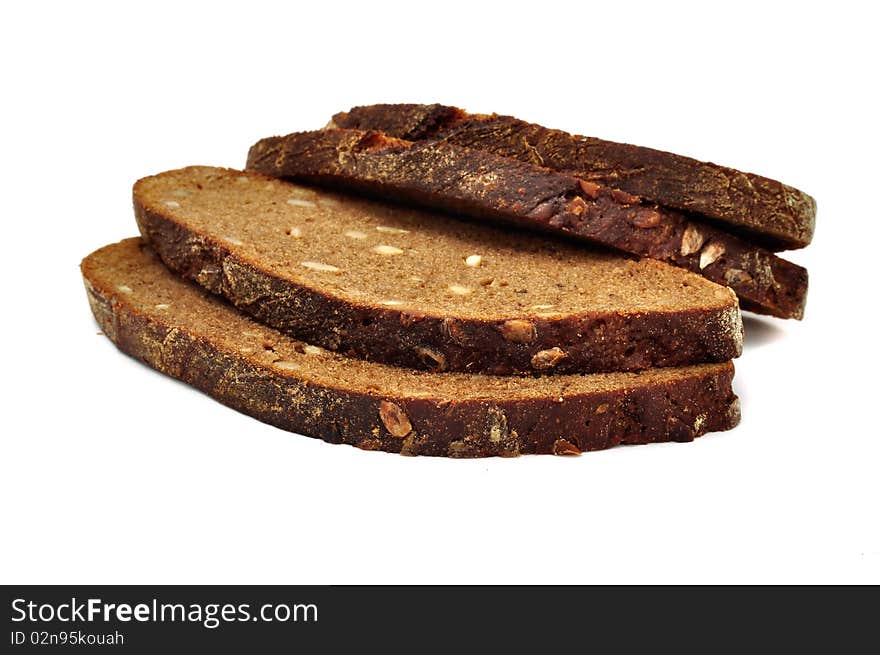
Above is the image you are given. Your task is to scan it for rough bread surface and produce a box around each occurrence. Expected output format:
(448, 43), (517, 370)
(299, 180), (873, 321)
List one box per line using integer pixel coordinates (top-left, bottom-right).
(81, 239), (741, 457)
(330, 103), (816, 250)
(248, 130), (807, 319)
(134, 166), (743, 375)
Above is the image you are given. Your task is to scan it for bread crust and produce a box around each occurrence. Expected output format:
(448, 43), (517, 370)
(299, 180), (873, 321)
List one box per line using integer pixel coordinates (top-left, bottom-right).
(330, 104), (816, 250)
(134, 168), (743, 375)
(248, 129), (807, 319)
(81, 239), (741, 457)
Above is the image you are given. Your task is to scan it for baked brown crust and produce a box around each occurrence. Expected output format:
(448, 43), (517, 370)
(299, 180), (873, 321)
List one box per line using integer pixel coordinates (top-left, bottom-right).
(81, 239), (741, 457)
(247, 129), (807, 319)
(330, 104), (816, 250)
(134, 166), (742, 376)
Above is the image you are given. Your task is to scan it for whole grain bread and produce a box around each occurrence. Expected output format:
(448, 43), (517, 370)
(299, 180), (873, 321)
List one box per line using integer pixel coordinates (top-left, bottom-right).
(330, 103), (816, 250)
(247, 130), (807, 319)
(81, 239), (741, 457)
(134, 166), (742, 375)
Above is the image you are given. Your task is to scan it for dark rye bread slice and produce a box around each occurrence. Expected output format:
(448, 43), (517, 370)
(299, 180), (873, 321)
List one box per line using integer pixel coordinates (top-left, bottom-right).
(330, 104), (817, 250)
(247, 130), (807, 319)
(81, 239), (741, 457)
(134, 167), (742, 375)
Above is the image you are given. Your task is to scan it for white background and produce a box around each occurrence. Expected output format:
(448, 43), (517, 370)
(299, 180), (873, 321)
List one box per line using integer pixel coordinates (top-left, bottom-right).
(1, 1), (877, 584)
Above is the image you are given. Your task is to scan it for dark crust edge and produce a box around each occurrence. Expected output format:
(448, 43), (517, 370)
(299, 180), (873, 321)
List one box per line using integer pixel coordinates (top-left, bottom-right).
(133, 179), (743, 376)
(247, 130), (806, 319)
(81, 245), (741, 458)
(331, 104), (816, 250)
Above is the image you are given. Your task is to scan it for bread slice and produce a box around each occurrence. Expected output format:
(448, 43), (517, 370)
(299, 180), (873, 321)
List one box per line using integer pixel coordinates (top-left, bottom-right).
(134, 166), (742, 375)
(247, 130), (807, 319)
(329, 103), (816, 250)
(81, 239), (741, 457)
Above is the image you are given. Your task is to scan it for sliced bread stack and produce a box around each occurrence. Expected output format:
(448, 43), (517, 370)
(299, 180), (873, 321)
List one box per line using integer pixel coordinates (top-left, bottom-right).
(81, 104), (815, 456)
(250, 106), (814, 319)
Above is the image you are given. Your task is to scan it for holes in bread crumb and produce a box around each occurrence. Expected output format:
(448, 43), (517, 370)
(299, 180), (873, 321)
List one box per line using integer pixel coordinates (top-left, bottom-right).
(361, 317), (374, 327)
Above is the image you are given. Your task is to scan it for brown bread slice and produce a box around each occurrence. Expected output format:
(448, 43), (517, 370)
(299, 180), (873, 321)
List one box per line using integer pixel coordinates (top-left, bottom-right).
(247, 129), (807, 319)
(81, 238), (741, 457)
(330, 103), (816, 250)
(134, 167), (742, 375)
